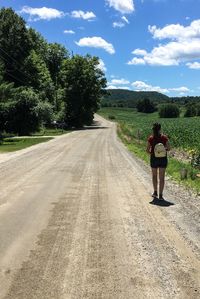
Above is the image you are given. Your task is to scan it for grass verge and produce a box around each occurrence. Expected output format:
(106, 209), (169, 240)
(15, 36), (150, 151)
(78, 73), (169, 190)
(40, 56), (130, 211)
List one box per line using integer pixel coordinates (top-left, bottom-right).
(0, 137), (53, 153)
(32, 128), (71, 136)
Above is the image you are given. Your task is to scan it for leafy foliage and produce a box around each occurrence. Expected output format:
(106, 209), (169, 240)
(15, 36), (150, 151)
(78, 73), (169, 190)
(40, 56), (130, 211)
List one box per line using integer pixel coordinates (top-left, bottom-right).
(5, 88), (40, 135)
(158, 104), (180, 118)
(136, 98), (156, 113)
(0, 8), (107, 136)
(61, 55), (106, 127)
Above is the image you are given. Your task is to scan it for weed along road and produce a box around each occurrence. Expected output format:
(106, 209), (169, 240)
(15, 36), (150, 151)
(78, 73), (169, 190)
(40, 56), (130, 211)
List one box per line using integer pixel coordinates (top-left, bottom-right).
(0, 115), (200, 299)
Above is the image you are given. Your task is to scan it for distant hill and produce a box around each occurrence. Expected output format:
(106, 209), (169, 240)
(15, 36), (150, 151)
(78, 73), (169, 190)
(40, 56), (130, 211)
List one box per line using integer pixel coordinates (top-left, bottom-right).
(101, 89), (170, 108)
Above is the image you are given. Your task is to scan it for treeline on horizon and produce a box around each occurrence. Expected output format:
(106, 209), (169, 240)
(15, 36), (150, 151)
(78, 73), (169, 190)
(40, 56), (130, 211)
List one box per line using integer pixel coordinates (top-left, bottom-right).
(102, 89), (200, 118)
(0, 7), (107, 136)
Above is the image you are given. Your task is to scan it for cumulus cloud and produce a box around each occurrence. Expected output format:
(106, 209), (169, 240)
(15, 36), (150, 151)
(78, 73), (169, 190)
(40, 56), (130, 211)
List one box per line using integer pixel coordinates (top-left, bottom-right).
(127, 57), (146, 65)
(20, 6), (65, 21)
(97, 59), (107, 72)
(186, 62), (200, 69)
(111, 78), (130, 84)
(71, 10), (96, 20)
(105, 0), (134, 14)
(169, 87), (189, 92)
(106, 85), (130, 90)
(128, 19), (200, 66)
(75, 37), (115, 54)
(64, 30), (75, 34)
(131, 81), (190, 94)
(148, 20), (200, 41)
(113, 22), (125, 28)
(132, 81), (169, 93)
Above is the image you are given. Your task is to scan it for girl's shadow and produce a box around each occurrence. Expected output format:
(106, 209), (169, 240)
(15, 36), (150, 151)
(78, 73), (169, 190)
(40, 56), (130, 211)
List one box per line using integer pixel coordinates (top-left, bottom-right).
(149, 197), (174, 207)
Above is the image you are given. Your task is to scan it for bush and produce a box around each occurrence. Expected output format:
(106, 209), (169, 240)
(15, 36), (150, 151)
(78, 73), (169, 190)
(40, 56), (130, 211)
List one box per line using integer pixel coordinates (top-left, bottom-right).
(184, 105), (196, 117)
(159, 104), (180, 118)
(196, 104), (200, 116)
(5, 88), (40, 135)
(108, 115), (116, 120)
(34, 101), (54, 126)
(136, 98), (156, 113)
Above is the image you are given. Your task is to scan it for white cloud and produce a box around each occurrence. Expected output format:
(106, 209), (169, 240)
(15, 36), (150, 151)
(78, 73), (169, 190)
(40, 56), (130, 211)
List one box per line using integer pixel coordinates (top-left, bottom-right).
(75, 37), (115, 54)
(97, 59), (107, 72)
(186, 62), (200, 69)
(20, 6), (65, 21)
(148, 20), (200, 41)
(111, 78), (130, 84)
(105, 0), (134, 14)
(132, 49), (147, 56)
(127, 57), (146, 65)
(106, 85), (117, 89)
(131, 81), (190, 94)
(128, 19), (200, 67)
(71, 10), (96, 20)
(106, 85), (130, 90)
(169, 87), (189, 92)
(121, 16), (129, 24)
(64, 30), (75, 34)
(113, 22), (125, 28)
(132, 81), (169, 93)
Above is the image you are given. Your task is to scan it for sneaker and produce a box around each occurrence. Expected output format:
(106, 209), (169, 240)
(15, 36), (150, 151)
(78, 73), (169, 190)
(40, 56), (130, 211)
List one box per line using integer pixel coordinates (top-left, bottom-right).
(159, 194), (164, 200)
(152, 191), (158, 198)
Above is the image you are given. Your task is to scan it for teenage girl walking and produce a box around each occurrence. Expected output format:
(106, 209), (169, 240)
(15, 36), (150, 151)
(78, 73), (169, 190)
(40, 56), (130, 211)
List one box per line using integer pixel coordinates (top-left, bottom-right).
(147, 123), (170, 200)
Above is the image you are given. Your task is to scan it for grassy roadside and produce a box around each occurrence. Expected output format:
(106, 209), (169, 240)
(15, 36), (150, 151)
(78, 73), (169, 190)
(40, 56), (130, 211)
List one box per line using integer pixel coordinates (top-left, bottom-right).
(99, 109), (200, 194)
(32, 128), (72, 136)
(0, 137), (53, 153)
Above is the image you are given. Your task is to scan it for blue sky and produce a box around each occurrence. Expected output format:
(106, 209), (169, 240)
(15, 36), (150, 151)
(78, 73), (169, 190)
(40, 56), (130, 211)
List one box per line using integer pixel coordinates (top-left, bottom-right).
(1, 0), (200, 97)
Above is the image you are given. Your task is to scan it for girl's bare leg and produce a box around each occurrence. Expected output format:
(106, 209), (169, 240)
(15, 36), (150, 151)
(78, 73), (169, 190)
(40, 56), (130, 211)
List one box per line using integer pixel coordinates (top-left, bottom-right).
(151, 168), (158, 193)
(159, 167), (166, 197)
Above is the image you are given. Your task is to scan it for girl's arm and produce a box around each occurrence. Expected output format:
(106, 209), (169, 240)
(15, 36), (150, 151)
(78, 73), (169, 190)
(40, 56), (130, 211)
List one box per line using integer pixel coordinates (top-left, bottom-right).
(146, 141), (151, 154)
(166, 141), (170, 151)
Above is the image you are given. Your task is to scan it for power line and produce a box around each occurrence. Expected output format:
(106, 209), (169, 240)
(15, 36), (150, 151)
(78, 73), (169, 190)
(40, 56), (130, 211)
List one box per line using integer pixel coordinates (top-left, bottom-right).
(0, 47), (34, 83)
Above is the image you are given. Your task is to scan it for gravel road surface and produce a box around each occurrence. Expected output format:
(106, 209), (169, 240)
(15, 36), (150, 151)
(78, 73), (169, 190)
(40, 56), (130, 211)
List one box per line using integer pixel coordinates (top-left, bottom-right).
(0, 115), (200, 299)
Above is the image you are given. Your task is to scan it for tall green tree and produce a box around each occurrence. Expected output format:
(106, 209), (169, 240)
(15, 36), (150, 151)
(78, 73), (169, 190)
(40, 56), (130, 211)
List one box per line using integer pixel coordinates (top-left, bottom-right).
(0, 8), (31, 86)
(23, 50), (54, 102)
(45, 43), (68, 111)
(61, 55), (106, 127)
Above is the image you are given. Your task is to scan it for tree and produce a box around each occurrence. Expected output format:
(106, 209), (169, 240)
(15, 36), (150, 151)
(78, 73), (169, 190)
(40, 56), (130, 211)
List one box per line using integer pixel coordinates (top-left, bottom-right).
(5, 88), (41, 135)
(61, 55), (106, 127)
(23, 50), (54, 102)
(184, 104), (197, 117)
(196, 104), (200, 116)
(159, 104), (180, 118)
(34, 101), (54, 126)
(0, 8), (31, 85)
(136, 98), (156, 113)
(28, 28), (48, 60)
(45, 43), (68, 111)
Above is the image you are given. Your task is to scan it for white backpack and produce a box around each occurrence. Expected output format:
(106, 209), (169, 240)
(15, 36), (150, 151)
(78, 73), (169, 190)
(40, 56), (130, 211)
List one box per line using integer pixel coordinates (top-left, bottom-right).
(154, 143), (166, 158)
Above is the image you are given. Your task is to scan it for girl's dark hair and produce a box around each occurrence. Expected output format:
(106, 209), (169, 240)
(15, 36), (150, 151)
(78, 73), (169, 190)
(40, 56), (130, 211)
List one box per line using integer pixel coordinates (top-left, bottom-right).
(152, 122), (161, 137)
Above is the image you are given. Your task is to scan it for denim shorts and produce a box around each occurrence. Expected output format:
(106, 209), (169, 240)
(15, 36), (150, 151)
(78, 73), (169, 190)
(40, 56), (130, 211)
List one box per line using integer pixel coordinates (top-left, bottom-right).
(150, 155), (168, 168)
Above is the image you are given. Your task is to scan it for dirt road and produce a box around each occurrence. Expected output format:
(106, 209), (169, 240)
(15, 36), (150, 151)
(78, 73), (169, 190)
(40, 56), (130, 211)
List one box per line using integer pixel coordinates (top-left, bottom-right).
(0, 115), (200, 299)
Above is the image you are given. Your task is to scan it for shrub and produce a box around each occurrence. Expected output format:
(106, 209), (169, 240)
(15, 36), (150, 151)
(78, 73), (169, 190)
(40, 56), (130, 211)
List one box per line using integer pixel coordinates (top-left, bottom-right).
(108, 115), (116, 120)
(136, 98), (156, 113)
(5, 88), (40, 135)
(159, 103), (180, 118)
(184, 105), (196, 117)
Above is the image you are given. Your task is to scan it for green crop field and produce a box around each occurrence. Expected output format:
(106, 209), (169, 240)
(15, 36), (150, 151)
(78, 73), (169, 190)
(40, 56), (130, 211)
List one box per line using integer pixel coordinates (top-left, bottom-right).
(99, 108), (200, 152)
(99, 107), (200, 193)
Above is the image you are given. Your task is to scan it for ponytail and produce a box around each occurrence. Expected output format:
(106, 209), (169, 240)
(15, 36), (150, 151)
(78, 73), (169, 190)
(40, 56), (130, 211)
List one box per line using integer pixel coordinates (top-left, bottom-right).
(152, 122), (161, 138)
